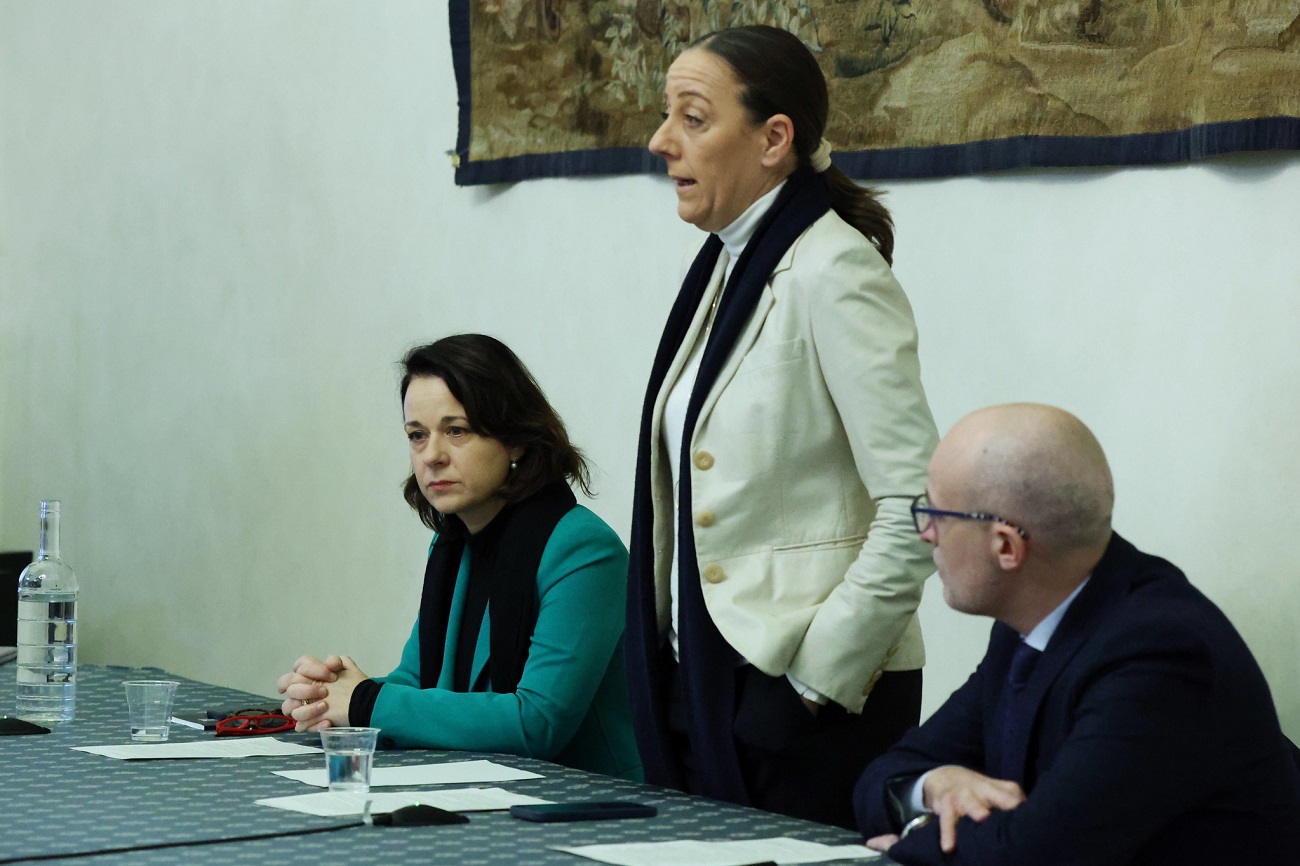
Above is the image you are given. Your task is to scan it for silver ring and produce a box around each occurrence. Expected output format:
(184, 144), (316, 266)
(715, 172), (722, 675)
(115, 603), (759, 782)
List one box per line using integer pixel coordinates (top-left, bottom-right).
(301, 698), (310, 707)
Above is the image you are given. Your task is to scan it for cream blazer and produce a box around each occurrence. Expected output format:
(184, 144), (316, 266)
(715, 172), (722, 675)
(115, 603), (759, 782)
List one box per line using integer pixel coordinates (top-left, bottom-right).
(648, 210), (939, 713)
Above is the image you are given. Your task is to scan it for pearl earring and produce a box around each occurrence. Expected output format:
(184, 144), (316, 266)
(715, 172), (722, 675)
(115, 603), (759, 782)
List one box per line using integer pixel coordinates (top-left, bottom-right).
(510, 461), (518, 471)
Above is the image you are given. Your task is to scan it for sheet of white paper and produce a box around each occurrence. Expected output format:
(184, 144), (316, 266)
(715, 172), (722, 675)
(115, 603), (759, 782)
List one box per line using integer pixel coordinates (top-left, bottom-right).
(255, 786), (552, 817)
(273, 759), (542, 788)
(554, 837), (880, 866)
(73, 738), (323, 760)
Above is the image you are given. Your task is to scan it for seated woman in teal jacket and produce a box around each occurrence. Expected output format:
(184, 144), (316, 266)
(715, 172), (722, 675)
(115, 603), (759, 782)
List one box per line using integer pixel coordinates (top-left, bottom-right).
(275, 334), (641, 780)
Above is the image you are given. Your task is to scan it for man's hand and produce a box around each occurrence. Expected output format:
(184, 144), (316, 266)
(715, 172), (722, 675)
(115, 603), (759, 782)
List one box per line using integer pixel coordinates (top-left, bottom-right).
(865, 834), (899, 852)
(923, 765), (1026, 853)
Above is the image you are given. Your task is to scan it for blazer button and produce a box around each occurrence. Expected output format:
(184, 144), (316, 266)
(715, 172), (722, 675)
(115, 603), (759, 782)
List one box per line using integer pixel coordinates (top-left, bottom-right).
(702, 564), (725, 583)
(695, 510), (715, 527)
(693, 451), (715, 470)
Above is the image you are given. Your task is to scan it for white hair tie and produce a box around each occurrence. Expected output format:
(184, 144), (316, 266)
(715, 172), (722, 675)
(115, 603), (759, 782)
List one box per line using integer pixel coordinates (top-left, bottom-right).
(809, 138), (833, 173)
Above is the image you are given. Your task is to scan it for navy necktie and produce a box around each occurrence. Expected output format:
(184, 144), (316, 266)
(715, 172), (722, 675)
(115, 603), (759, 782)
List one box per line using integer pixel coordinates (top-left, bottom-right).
(995, 640), (1042, 783)
(1008, 640), (1041, 690)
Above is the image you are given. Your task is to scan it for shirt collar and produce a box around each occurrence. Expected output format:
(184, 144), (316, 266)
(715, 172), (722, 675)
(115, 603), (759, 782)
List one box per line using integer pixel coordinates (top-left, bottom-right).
(1023, 577), (1090, 651)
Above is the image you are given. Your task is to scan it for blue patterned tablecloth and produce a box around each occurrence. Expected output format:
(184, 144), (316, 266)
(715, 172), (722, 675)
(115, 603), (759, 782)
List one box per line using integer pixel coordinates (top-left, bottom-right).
(0, 664), (888, 865)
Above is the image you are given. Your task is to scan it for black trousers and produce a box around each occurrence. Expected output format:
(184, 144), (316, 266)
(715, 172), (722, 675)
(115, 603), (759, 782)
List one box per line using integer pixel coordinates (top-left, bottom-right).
(668, 660), (921, 831)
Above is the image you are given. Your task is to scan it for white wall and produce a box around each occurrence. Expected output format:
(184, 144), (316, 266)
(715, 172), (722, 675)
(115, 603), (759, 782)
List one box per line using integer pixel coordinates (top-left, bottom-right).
(2, 1), (1297, 737)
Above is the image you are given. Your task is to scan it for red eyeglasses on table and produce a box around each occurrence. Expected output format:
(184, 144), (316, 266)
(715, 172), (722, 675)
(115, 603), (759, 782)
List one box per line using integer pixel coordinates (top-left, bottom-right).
(214, 708), (295, 737)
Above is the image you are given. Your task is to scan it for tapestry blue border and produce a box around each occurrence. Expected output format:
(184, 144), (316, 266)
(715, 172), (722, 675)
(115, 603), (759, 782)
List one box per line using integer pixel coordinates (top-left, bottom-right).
(456, 146), (667, 187)
(832, 117), (1300, 181)
(449, 4), (1300, 186)
(450, 0), (473, 181)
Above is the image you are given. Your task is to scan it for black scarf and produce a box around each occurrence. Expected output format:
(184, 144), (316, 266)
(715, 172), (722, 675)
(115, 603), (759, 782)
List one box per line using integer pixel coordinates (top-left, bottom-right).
(419, 481), (577, 694)
(626, 169), (831, 803)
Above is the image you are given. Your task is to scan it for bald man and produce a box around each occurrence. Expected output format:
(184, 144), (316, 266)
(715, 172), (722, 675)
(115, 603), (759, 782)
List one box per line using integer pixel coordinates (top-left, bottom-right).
(854, 404), (1300, 865)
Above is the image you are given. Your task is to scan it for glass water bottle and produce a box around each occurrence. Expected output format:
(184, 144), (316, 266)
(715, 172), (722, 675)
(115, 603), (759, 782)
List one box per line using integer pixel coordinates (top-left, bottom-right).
(16, 500), (79, 723)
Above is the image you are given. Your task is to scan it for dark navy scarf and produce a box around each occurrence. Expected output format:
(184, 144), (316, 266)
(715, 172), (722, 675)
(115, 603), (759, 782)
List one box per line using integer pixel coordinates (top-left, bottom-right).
(626, 168), (831, 803)
(420, 481), (576, 694)
(349, 482), (576, 727)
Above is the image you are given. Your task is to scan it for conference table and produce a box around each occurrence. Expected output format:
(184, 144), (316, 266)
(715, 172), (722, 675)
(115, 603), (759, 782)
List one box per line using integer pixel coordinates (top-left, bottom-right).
(0, 665), (898, 865)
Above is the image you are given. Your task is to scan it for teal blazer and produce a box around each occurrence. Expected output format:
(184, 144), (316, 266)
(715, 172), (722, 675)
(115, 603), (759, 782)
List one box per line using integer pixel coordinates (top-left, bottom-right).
(370, 506), (642, 780)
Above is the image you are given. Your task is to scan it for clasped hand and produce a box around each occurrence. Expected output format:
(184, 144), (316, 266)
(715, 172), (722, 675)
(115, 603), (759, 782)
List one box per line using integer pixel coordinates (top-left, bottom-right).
(865, 765), (1026, 855)
(275, 654), (369, 733)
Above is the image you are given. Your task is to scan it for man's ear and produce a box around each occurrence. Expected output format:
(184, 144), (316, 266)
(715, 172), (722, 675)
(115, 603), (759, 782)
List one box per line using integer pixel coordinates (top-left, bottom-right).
(760, 114), (795, 168)
(990, 524), (1027, 572)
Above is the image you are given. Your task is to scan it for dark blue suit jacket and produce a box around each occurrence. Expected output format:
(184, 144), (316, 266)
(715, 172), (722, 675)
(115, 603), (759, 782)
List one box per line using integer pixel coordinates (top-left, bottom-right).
(855, 533), (1300, 865)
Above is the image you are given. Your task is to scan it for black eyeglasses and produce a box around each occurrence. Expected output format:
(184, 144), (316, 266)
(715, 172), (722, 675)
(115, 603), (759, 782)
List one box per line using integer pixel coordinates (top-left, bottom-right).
(910, 493), (1029, 539)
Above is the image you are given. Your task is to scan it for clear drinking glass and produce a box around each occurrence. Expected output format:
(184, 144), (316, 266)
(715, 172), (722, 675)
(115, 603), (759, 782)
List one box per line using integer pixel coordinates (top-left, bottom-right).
(319, 726), (380, 792)
(123, 680), (179, 742)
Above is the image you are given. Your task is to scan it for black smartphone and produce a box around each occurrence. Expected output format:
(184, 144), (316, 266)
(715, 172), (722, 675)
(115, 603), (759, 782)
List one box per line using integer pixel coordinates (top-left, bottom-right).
(509, 801), (657, 822)
(0, 716), (51, 735)
(170, 713), (219, 731)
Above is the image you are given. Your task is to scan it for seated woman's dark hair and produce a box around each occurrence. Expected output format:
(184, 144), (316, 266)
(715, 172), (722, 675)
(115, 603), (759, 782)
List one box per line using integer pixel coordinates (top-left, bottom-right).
(399, 334), (591, 531)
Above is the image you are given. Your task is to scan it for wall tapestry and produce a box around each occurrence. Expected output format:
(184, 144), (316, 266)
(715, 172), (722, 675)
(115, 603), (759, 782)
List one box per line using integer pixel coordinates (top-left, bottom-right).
(450, 1), (1300, 185)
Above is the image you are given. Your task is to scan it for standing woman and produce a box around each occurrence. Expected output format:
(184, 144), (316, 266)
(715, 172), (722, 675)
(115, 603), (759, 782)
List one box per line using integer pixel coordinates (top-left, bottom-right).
(627, 26), (939, 828)
(278, 334), (641, 780)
